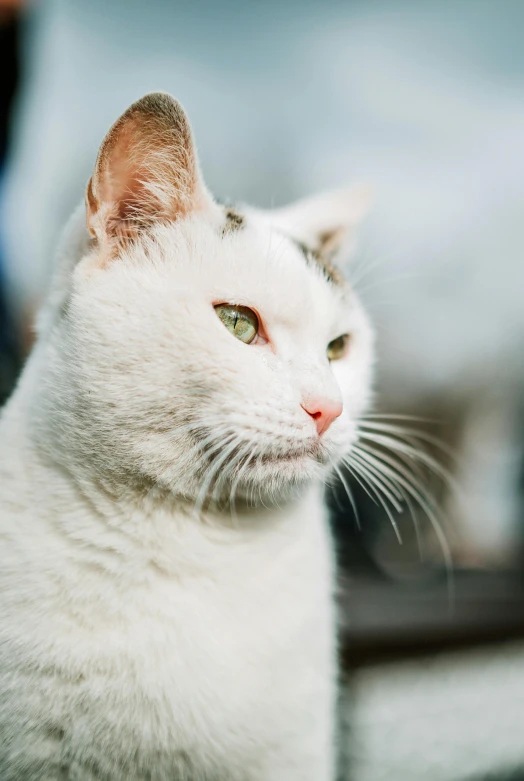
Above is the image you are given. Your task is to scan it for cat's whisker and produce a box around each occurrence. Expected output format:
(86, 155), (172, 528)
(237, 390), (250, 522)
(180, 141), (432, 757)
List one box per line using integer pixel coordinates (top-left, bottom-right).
(210, 438), (244, 503)
(324, 468), (347, 514)
(348, 247), (400, 290)
(359, 418), (457, 460)
(360, 412), (435, 423)
(193, 433), (239, 514)
(343, 454), (403, 544)
(351, 442), (454, 603)
(331, 464), (361, 530)
(228, 442), (256, 522)
(405, 493), (424, 562)
(354, 442), (436, 510)
(348, 451), (406, 509)
(211, 435), (253, 509)
(173, 430), (227, 485)
(358, 434), (438, 486)
(355, 270), (427, 298)
(229, 449), (252, 504)
(356, 432), (453, 495)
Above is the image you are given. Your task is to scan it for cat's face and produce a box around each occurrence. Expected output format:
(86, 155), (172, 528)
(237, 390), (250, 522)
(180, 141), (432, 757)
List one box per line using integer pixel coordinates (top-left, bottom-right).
(52, 93), (373, 507)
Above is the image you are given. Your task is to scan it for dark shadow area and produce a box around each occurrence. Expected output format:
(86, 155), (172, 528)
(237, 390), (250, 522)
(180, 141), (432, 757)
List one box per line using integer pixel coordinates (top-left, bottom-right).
(0, 12), (21, 404)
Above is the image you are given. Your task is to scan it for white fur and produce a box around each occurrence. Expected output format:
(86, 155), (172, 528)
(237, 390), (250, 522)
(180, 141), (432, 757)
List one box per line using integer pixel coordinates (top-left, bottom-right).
(0, 97), (373, 780)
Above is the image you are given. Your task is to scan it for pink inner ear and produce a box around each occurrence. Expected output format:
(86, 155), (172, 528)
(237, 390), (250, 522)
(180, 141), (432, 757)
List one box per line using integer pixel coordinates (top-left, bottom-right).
(86, 93), (211, 243)
(101, 123), (140, 208)
(96, 124), (151, 235)
(105, 122), (194, 233)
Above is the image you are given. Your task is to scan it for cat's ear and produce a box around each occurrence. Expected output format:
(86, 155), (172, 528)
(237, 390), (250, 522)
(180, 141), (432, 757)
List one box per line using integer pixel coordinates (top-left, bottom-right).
(269, 185), (372, 260)
(86, 92), (215, 243)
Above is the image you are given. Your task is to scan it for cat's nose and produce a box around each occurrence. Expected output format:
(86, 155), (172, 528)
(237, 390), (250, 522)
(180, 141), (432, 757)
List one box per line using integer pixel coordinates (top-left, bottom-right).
(301, 398), (343, 436)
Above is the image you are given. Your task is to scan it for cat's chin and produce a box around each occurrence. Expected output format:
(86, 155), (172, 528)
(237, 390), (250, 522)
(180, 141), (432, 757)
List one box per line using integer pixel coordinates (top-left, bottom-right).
(214, 451), (331, 509)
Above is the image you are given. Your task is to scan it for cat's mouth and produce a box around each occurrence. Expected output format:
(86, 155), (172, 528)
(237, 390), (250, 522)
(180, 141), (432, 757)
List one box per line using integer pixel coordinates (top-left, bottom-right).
(241, 438), (331, 472)
(259, 443), (329, 466)
(190, 430), (333, 506)
(190, 428), (332, 494)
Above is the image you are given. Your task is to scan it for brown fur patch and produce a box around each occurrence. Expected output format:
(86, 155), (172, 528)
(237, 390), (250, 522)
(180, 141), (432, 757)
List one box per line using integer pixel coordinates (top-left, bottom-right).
(221, 207), (245, 235)
(294, 239), (345, 286)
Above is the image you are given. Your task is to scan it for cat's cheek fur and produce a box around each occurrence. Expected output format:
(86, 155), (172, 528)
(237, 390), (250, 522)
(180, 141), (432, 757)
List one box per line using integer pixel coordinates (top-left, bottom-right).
(0, 92), (374, 779)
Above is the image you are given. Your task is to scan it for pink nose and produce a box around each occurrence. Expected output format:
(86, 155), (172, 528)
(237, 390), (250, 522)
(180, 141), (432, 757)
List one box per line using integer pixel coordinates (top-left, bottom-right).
(302, 398), (343, 436)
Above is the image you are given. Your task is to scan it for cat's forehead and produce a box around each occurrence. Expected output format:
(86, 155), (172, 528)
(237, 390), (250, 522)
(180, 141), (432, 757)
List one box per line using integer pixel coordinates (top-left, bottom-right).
(217, 211), (349, 325)
(221, 205), (346, 287)
(145, 209), (353, 332)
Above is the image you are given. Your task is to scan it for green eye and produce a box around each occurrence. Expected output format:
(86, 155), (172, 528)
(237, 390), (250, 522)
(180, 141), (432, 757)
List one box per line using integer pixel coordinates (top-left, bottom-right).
(327, 334), (349, 361)
(214, 304), (259, 344)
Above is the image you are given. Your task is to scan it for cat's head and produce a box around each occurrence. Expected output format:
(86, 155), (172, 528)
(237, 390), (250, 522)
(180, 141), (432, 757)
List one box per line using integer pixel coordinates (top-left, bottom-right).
(42, 93), (374, 508)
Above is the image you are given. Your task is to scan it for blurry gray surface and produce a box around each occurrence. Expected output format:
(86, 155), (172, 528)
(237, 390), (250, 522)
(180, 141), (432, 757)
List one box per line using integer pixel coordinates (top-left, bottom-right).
(350, 642), (524, 781)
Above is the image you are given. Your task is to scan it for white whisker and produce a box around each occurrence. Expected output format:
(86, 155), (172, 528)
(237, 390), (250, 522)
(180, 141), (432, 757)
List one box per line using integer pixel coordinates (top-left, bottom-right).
(352, 441), (454, 605)
(193, 432), (238, 515)
(332, 464), (360, 530)
(344, 453), (403, 544)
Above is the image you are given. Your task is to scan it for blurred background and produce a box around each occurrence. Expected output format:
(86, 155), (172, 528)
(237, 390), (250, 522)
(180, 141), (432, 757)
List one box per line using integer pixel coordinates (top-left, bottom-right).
(1, 1), (523, 779)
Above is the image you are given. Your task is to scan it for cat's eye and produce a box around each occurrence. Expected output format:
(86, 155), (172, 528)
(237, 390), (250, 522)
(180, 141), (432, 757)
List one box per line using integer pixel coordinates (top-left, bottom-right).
(327, 334), (349, 361)
(214, 304), (259, 345)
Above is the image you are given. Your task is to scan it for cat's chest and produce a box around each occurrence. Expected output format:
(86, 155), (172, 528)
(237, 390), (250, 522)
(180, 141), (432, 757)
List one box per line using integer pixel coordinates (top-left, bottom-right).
(26, 496), (332, 677)
(62, 504), (334, 761)
(1, 496), (336, 775)
(101, 503), (333, 661)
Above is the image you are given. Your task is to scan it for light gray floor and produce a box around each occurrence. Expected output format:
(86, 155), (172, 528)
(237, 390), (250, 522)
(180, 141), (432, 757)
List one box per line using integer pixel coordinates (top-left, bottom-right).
(349, 642), (524, 781)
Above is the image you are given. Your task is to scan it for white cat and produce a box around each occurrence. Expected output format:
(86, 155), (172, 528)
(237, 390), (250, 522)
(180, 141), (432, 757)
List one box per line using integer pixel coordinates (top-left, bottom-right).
(0, 93), (373, 780)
